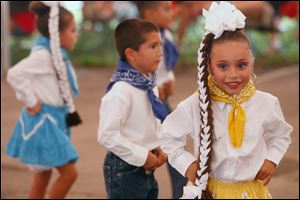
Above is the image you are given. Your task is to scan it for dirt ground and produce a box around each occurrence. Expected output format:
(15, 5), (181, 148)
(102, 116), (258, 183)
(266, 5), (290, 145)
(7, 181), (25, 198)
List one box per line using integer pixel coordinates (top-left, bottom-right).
(1, 65), (299, 199)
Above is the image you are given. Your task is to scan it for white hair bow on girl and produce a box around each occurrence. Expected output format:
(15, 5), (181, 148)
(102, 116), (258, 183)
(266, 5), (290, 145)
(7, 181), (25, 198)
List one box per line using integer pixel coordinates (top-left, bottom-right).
(203, 1), (246, 39)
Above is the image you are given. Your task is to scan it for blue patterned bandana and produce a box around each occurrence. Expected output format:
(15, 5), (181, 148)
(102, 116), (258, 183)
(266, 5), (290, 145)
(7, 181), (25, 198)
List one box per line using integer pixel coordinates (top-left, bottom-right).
(32, 36), (79, 97)
(107, 59), (168, 122)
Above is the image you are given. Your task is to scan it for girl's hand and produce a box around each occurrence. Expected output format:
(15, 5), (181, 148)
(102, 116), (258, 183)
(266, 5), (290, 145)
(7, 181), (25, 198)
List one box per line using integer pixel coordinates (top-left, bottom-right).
(152, 147), (168, 167)
(185, 161), (198, 184)
(26, 101), (41, 115)
(255, 159), (277, 185)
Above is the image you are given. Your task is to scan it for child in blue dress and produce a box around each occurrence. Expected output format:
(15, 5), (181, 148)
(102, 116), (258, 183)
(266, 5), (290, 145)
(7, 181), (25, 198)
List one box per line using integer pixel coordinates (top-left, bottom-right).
(6, 1), (81, 198)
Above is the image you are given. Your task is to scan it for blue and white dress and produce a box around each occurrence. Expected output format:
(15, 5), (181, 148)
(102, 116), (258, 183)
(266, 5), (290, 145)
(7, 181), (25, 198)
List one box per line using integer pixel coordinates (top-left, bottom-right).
(6, 36), (79, 169)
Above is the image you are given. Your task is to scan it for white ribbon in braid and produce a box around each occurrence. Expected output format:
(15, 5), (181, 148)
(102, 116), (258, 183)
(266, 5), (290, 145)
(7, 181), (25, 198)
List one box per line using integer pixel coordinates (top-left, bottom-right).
(40, 1), (75, 113)
(181, 2), (246, 199)
(181, 31), (211, 199)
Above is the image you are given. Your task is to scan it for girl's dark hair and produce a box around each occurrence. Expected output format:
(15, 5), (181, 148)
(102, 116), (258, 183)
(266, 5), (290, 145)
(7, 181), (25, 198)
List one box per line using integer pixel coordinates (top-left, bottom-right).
(114, 18), (159, 60)
(29, 1), (74, 38)
(209, 29), (252, 63)
(197, 32), (215, 199)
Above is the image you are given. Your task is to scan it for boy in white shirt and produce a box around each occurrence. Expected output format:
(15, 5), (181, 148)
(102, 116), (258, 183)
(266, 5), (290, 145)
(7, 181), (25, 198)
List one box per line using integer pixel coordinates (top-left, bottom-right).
(97, 18), (167, 199)
(160, 2), (292, 199)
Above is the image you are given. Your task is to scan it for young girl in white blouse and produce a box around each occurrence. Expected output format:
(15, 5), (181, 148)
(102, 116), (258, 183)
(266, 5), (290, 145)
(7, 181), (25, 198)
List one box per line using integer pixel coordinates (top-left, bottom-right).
(6, 1), (81, 198)
(98, 19), (167, 199)
(160, 2), (292, 199)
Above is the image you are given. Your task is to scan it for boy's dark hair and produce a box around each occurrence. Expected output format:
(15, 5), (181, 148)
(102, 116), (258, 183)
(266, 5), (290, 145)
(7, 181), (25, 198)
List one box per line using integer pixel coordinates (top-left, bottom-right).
(114, 18), (159, 60)
(29, 1), (73, 38)
(134, 2), (160, 18)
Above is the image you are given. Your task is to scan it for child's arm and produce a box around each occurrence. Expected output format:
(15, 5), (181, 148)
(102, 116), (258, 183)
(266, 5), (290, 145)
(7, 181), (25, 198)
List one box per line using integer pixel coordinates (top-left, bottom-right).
(185, 161), (198, 184)
(158, 85), (166, 100)
(152, 147), (168, 167)
(263, 97), (292, 167)
(26, 101), (42, 115)
(7, 63), (38, 108)
(164, 80), (175, 97)
(158, 80), (175, 100)
(258, 97), (293, 185)
(6, 50), (52, 107)
(160, 99), (197, 177)
(255, 159), (277, 185)
(144, 151), (160, 171)
(98, 89), (150, 167)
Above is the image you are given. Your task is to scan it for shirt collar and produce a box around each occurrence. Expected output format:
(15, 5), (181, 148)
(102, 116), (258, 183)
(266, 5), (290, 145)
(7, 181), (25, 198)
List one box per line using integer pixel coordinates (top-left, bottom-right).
(215, 101), (246, 111)
(216, 101), (226, 111)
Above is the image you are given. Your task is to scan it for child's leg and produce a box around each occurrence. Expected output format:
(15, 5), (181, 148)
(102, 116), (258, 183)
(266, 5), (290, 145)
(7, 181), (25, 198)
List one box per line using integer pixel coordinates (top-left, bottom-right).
(49, 162), (78, 198)
(28, 170), (52, 198)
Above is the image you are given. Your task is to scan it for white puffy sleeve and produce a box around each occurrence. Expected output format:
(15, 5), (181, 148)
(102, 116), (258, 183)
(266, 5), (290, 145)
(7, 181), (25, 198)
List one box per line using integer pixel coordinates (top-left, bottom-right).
(263, 97), (293, 165)
(160, 100), (197, 176)
(6, 49), (53, 107)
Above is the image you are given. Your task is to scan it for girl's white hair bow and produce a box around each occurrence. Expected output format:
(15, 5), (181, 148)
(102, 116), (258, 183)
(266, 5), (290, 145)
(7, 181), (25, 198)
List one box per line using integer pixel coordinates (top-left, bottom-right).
(203, 1), (246, 39)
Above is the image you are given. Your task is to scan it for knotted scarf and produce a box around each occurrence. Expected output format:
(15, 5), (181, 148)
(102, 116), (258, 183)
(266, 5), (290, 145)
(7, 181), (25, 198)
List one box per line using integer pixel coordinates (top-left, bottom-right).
(107, 59), (168, 123)
(208, 75), (256, 148)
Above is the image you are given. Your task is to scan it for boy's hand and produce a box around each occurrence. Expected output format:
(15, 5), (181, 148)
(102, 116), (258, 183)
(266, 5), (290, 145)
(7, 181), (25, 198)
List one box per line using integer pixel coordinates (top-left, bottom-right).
(144, 151), (160, 171)
(255, 159), (277, 185)
(185, 161), (198, 184)
(158, 80), (175, 100)
(26, 101), (41, 115)
(158, 85), (166, 101)
(152, 147), (168, 167)
(164, 80), (175, 97)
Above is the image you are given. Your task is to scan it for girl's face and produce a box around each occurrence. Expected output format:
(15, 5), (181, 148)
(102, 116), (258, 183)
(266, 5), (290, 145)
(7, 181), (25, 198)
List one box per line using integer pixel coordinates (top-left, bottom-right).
(209, 40), (254, 95)
(60, 18), (78, 50)
(132, 31), (163, 75)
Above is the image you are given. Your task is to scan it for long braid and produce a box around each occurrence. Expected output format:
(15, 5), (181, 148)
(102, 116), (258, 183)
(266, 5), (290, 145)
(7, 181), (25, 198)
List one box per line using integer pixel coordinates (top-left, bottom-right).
(42, 2), (74, 113)
(195, 31), (214, 199)
(40, 1), (81, 127)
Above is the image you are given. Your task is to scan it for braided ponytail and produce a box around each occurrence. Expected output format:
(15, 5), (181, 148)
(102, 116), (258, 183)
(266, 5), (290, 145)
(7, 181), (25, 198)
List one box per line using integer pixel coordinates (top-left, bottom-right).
(194, 31), (214, 199)
(38, 1), (82, 127)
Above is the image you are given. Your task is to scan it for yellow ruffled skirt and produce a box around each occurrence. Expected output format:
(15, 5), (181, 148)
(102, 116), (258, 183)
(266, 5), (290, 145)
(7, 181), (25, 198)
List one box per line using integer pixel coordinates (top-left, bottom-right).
(207, 178), (272, 199)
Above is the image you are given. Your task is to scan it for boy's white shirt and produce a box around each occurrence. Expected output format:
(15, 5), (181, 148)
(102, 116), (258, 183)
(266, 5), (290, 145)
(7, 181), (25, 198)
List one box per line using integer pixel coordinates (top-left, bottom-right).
(7, 49), (64, 108)
(156, 29), (175, 86)
(98, 81), (161, 167)
(160, 91), (292, 183)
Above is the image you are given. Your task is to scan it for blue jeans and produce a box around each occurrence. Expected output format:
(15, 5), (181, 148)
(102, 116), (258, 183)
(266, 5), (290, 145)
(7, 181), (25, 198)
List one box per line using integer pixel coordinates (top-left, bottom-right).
(167, 161), (188, 199)
(163, 99), (188, 199)
(103, 152), (158, 199)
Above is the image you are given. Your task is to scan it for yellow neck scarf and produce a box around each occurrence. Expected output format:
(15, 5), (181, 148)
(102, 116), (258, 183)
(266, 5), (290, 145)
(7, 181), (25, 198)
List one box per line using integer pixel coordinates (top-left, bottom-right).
(208, 75), (256, 148)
